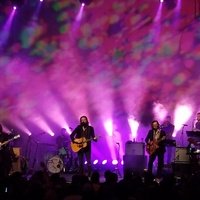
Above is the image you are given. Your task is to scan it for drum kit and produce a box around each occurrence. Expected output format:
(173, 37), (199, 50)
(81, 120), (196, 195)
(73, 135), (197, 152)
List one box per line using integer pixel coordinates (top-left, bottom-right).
(46, 145), (77, 174)
(45, 130), (79, 174)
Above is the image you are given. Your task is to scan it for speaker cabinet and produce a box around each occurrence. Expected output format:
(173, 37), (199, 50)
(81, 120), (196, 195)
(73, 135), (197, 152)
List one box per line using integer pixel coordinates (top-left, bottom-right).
(174, 147), (190, 163)
(123, 155), (147, 175)
(172, 162), (191, 176)
(125, 142), (145, 156)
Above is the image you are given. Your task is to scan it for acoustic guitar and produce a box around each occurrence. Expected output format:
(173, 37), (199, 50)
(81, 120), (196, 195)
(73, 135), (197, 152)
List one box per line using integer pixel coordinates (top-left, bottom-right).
(71, 136), (99, 152)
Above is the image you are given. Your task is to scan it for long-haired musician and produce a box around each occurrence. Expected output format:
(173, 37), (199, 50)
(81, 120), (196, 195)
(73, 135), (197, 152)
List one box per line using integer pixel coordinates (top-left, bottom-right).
(145, 120), (166, 178)
(70, 116), (97, 177)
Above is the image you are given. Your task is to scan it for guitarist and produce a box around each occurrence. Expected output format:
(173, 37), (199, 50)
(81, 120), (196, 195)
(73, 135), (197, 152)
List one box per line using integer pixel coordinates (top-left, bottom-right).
(70, 116), (97, 177)
(145, 120), (166, 178)
(0, 124), (17, 182)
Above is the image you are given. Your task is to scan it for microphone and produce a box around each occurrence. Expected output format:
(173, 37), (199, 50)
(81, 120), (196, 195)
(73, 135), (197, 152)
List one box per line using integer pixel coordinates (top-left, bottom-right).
(183, 124), (188, 126)
(116, 142), (120, 145)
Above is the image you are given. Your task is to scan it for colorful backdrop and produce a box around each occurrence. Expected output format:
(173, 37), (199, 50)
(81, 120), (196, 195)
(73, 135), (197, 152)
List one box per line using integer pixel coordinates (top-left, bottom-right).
(0, 0), (199, 170)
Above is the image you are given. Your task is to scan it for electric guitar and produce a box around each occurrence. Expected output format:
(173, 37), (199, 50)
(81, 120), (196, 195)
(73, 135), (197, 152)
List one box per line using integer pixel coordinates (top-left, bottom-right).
(146, 136), (165, 155)
(71, 136), (99, 152)
(0, 134), (20, 150)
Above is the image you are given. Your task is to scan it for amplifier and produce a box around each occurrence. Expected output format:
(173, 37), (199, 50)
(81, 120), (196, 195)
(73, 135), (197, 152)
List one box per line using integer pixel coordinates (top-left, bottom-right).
(125, 141), (145, 156)
(174, 147), (190, 163)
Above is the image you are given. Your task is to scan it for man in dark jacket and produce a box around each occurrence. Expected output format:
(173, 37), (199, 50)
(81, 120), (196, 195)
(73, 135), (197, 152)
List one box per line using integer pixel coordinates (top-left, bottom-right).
(70, 116), (97, 177)
(145, 120), (166, 178)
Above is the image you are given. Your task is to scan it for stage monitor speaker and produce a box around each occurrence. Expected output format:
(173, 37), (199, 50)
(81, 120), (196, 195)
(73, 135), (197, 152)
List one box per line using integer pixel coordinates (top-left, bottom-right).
(172, 162), (191, 177)
(174, 147), (190, 163)
(123, 155), (147, 175)
(125, 141), (145, 156)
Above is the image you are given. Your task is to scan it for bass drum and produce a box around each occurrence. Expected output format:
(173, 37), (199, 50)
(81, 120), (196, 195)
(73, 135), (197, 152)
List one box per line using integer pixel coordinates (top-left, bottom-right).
(47, 155), (63, 174)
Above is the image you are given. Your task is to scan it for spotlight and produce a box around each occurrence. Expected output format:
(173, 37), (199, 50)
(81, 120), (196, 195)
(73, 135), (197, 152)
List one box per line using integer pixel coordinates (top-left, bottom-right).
(112, 160), (118, 165)
(79, 0), (92, 6)
(102, 160), (107, 165)
(93, 160), (98, 165)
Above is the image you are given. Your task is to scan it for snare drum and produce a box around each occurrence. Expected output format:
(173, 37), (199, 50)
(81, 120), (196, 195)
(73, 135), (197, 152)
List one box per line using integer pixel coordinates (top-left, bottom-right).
(47, 155), (63, 173)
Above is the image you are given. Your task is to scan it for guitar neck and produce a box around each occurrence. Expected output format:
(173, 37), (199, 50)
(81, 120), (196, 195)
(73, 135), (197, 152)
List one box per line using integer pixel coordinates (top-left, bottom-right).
(1, 138), (13, 146)
(0, 135), (20, 147)
(83, 137), (97, 142)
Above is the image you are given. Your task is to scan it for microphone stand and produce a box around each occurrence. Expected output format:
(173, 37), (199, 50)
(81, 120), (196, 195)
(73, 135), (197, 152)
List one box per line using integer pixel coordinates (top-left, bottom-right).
(114, 142), (122, 178)
(192, 119), (196, 131)
(181, 125), (187, 146)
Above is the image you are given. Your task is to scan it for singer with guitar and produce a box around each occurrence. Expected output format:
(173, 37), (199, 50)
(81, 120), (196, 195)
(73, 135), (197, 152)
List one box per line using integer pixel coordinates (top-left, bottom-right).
(70, 116), (97, 177)
(145, 120), (166, 178)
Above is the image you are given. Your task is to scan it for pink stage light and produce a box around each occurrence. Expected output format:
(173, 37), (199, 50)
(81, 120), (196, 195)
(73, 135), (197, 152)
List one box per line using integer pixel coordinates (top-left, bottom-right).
(112, 160), (118, 165)
(102, 160), (107, 165)
(93, 159), (98, 165)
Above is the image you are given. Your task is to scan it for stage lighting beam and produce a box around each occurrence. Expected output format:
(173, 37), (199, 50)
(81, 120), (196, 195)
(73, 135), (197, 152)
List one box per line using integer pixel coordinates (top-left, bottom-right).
(79, 0), (92, 6)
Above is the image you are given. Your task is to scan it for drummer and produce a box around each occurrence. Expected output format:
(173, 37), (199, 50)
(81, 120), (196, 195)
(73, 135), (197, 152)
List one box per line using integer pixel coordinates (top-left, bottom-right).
(56, 128), (70, 158)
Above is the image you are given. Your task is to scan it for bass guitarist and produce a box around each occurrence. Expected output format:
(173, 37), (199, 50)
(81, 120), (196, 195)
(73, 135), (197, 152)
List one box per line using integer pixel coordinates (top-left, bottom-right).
(145, 120), (166, 178)
(70, 115), (97, 177)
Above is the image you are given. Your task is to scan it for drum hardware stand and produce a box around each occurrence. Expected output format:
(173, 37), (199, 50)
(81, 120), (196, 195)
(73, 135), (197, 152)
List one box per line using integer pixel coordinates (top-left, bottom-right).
(23, 135), (31, 175)
(24, 135), (39, 173)
(113, 142), (122, 178)
(181, 124), (187, 146)
(26, 132), (45, 173)
(32, 141), (39, 170)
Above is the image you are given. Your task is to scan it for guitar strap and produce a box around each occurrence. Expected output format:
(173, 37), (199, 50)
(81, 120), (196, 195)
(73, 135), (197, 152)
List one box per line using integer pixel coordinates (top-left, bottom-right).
(153, 129), (160, 140)
(82, 126), (89, 139)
